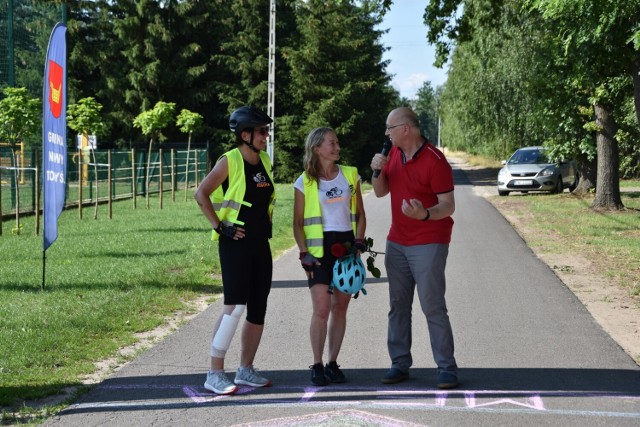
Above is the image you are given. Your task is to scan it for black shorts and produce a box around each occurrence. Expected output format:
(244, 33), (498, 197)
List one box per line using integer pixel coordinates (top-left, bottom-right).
(308, 230), (355, 288)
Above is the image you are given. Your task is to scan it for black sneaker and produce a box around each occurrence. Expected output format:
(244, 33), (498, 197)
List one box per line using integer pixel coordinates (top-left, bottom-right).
(324, 361), (346, 383)
(310, 363), (328, 386)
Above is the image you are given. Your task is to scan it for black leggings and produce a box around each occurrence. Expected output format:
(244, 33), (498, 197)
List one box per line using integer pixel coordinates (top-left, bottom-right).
(219, 236), (272, 325)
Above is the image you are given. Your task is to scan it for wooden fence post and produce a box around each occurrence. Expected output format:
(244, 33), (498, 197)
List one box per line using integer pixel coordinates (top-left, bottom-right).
(108, 149), (112, 219)
(0, 160), (3, 236)
(131, 148), (136, 209)
(171, 148), (175, 203)
(78, 149), (83, 219)
(159, 148), (163, 209)
(35, 149), (40, 235)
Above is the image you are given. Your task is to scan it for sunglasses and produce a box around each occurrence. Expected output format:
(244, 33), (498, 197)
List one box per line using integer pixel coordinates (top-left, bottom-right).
(255, 126), (270, 136)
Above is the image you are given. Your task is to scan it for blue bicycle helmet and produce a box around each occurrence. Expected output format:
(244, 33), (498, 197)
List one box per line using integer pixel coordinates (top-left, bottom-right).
(331, 254), (367, 296)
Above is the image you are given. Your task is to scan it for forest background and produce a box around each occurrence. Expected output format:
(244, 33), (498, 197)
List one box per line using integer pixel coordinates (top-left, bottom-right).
(0, 0), (638, 192)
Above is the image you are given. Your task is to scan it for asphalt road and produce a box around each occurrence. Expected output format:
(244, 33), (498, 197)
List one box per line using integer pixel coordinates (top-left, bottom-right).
(42, 165), (640, 427)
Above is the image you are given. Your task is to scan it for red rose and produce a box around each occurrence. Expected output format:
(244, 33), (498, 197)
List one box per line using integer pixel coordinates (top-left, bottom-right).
(331, 243), (348, 258)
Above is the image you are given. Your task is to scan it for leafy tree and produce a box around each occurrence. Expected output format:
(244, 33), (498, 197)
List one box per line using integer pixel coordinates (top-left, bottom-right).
(176, 109), (203, 201)
(0, 87), (40, 231)
(527, 0), (640, 209)
(133, 101), (176, 208)
(278, 0), (395, 181)
(3, 1), (63, 96)
(67, 97), (105, 218)
(414, 81), (438, 144)
(67, 0), (232, 147)
(426, 0), (639, 209)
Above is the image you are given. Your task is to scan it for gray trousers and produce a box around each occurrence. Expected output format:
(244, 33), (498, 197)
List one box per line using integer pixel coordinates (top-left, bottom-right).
(385, 240), (457, 373)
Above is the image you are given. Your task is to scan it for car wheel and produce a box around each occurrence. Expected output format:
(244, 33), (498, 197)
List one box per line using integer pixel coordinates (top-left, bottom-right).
(553, 177), (563, 194)
(498, 190), (509, 196)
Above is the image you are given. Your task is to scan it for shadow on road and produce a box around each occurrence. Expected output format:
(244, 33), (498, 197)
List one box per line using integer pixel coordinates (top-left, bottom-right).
(42, 367), (640, 415)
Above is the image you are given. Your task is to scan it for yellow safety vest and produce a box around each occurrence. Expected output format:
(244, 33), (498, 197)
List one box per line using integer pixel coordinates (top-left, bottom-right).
(303, 165), (358, 257)
(211, 148), (276, 241)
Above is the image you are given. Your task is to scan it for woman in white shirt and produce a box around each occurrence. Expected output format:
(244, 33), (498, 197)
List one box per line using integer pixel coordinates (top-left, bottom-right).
(293, 127), (366, 386)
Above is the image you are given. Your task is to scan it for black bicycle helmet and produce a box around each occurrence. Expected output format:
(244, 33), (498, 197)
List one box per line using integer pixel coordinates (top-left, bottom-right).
(229, 106), (273, 136)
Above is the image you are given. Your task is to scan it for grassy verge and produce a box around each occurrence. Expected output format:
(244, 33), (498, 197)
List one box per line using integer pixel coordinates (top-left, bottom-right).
(491, 190), (640, 297)
(446, 149), (640, 297)
(0, 184), (296, 414)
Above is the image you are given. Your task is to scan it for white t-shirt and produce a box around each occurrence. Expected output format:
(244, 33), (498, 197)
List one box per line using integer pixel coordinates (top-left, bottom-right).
(294, 167), (359, 232)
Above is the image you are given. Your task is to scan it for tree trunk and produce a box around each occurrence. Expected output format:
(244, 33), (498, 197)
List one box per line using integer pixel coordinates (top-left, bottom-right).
(632, 50), (640, 131)
(591, 103), (623, 210)
(572, 153), (597, 196)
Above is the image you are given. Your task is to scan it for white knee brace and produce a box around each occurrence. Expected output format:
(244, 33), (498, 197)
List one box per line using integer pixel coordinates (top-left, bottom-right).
(210, 305), (245, 358)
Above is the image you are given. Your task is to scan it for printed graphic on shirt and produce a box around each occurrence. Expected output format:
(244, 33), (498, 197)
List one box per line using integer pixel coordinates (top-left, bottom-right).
(253, 172), (271, 188)
(326, 186), (346, 204)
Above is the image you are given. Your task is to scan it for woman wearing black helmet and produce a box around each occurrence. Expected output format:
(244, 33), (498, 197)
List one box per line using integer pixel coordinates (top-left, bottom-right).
(194, 106), (276, 395)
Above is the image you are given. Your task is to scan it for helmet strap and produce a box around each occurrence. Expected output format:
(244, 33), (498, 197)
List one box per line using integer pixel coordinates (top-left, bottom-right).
(244, 130), (260, 153)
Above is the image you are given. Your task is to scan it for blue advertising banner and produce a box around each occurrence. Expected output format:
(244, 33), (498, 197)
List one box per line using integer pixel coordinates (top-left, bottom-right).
(42, 23), (67, 251)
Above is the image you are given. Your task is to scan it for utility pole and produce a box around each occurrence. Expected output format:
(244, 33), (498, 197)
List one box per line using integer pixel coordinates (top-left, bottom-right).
(8, 0), (14, 86)
(267, 0), (276, 164)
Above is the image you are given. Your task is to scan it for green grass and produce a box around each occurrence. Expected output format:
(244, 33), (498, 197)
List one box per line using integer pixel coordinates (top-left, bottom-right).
(492, 186), (640, 298)
(0, 184), (296, 411)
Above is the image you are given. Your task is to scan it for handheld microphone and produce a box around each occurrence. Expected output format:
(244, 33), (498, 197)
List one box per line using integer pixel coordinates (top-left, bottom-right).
(372, 137), (392, 178)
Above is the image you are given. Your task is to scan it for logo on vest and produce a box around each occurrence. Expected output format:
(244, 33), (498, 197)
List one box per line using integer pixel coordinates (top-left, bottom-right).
(253, 172), (271, 188)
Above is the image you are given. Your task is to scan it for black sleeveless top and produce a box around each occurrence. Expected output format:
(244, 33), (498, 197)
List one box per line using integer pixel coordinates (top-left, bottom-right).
(223, 159), (274, 240)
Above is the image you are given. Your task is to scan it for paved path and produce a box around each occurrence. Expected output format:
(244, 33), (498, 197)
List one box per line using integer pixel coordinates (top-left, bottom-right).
(42, 164), (640, 427)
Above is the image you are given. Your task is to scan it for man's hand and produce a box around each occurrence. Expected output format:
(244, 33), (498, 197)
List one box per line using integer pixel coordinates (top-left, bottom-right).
(401, 198), (429, 220)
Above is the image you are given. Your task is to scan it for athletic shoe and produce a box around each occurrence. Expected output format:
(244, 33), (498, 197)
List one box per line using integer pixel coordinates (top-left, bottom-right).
(437, 371), (459, 389)
(234, 365), (272, 387)
(310, 363), (328, 386)
(324, 361), (346, 383)
(381, 367), (409, 384)
(204, 370), (238, 395)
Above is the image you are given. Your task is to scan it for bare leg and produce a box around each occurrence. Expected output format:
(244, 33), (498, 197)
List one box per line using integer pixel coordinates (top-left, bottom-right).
(327, 291), (351, 362)
(239, 320), (264, 367)
(309, 285), (331, 364)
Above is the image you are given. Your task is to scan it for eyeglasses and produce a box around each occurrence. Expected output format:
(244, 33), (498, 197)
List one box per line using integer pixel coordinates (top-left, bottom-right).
(255, 126), (270, 136)
(385, 123), (405, 131)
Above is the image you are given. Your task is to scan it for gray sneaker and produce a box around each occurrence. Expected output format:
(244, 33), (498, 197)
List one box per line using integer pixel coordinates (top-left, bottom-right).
(204, 370), (238, 395)
(234, 365), (272, 387)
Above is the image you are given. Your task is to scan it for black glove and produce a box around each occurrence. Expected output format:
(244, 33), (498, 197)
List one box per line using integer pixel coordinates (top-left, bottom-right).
(215, 222), (237, 238)
(299, 252), (319, 271)
(354, 238), (367, 253)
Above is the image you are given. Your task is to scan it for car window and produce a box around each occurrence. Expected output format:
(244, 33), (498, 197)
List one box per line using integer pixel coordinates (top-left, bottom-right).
(509, 149), (538, 164)
(537, 150), (551, 163)
(508, 148), (551, 165)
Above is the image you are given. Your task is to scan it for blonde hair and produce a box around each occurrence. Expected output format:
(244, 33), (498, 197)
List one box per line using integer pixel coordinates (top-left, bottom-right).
(303, 127), (334, 182)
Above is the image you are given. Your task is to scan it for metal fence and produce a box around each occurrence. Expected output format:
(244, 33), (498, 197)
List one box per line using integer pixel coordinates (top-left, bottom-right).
(0, 146), (210, 220)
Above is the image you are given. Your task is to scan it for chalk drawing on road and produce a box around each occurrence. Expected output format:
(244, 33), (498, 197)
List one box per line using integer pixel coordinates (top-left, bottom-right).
(228, 409), (425, 427)
(464, 392), (545, 410)
(75, 383), (640, 420)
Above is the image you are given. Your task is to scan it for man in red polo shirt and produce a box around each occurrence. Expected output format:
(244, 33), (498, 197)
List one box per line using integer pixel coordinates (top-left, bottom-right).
(370, 107), (458, 389)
